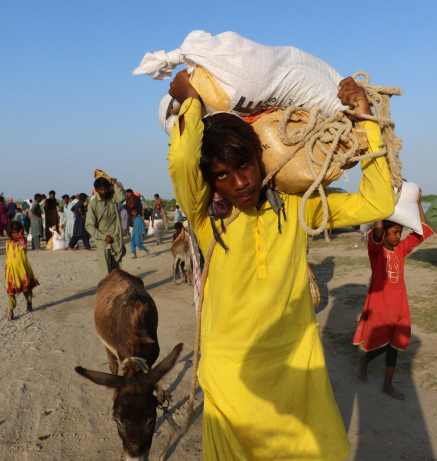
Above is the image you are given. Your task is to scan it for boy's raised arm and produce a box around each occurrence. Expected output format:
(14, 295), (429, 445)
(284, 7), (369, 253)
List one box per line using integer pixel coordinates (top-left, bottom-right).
(167, 70), (210, 232)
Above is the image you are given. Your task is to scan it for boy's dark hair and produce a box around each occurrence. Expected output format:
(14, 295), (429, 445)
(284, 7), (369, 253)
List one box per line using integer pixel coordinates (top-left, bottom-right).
(7, 221), (24, 238)
(79, 193), (88, 202)
(70, 195), (76, 200)
(154, 193), (160, 198)
(49, 190), (56, 195)
(174, 222), (183, 230)
(200, 113), (263, 185)
(34, 193), (42, 201)
(62, 194), (69, 200)
(94, 177), (111, 189)
(383, 220), (403, 231)
(126, 188), (133, 193)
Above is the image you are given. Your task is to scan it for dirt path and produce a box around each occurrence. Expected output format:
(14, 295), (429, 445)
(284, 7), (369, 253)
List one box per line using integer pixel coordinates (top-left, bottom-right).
(0, 229), (436, 460)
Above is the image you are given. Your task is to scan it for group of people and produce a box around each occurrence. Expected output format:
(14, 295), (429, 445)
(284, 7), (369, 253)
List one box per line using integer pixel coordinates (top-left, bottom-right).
(3, 182), (178, 320)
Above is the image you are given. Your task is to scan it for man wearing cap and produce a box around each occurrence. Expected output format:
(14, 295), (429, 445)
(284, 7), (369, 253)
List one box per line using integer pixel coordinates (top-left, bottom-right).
(85, 177), (126, 278)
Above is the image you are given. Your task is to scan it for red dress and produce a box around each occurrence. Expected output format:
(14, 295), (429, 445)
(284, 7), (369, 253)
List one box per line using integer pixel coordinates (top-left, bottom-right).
(353, 223), (434, 351)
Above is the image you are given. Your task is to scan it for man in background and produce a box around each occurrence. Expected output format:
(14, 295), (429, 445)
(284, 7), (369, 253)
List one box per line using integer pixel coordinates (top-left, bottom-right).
(85, 177), (126, 278)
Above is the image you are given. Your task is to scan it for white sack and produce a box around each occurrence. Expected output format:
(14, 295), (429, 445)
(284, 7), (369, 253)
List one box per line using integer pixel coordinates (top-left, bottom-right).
(134, 30), (348, 133)
(159, 94), (179, 136)
(388, 181), (423, 235)
(50, 228), (67, 251)
(360, 222), (373, 235)
(147, 218), (155, 236)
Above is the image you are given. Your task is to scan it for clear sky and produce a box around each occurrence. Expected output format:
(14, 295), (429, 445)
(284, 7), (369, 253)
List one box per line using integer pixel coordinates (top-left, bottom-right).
(1, 0), (436, 200)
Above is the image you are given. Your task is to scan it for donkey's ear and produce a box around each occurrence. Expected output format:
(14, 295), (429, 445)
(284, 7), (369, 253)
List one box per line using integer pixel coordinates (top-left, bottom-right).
(75, 366), (124, 388)
(149, 343), (183, 384)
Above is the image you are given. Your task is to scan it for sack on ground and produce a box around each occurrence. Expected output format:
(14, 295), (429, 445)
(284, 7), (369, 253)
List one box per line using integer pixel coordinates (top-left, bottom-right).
(134, 30), (348, 133)
(253, 109), (368, 194)
(46, 236), (54, 250)
(147, 218), (155, 236)
(27, 233), (32, 243)
(47, 227), (66, 251)
(52, 234), (67, 251)
(388, 181), (423, 234)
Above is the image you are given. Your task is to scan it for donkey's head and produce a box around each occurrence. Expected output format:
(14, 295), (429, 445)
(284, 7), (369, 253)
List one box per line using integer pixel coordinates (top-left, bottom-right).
(75, 343), (183, 460)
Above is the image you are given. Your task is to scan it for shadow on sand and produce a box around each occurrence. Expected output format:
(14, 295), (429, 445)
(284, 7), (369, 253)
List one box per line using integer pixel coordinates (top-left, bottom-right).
(323, 283), (433, 460)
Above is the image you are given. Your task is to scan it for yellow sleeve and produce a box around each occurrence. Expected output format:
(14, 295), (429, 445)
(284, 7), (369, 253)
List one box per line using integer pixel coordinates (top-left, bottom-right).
(167, 98), (210, 233)
(306, 121), (395, 229)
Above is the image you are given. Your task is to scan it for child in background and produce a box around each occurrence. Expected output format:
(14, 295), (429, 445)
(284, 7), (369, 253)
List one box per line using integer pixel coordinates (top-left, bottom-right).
(172, 221), (183, 242)
(130, 208), (149, 259)
(353, 189), (434, 399)
(5, 221), (39, 321)
(120, 204), (129, 237)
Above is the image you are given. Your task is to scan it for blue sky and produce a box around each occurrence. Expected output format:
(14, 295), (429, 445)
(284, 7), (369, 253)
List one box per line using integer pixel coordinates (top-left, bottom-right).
(1, 0), (436, 200)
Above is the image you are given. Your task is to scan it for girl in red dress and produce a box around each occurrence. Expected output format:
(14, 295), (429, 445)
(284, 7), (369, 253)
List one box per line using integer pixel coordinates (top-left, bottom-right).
(353, 189), (434, 399)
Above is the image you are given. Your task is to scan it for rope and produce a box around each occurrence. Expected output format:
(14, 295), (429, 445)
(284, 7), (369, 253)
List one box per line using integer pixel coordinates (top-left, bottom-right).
(266, 71), (404, 235)
(121, 356), (150, 373)
(157, 72), (403, 456)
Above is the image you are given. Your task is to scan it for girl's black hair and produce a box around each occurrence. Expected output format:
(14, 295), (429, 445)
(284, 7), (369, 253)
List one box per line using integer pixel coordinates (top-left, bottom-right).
(383, 220), (403, 231)
(7, 221), (24, 238)
(200, 113), (263, 185)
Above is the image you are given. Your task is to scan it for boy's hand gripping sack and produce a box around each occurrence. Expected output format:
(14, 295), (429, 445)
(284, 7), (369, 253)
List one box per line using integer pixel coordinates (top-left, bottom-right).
(388, 181), (423, 235)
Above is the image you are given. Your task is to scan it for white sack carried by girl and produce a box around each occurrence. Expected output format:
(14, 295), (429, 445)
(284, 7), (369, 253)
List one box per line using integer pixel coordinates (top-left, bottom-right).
(134, 30), (348, 131)
(388, 181), (423, 235)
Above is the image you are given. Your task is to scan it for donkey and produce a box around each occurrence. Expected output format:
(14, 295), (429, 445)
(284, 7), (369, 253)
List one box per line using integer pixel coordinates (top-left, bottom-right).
(75, 269), (183, 461)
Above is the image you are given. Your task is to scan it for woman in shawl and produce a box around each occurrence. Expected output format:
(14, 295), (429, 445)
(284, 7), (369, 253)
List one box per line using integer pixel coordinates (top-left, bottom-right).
(44, 190), (59, 242)
(30, 194), (43, 250)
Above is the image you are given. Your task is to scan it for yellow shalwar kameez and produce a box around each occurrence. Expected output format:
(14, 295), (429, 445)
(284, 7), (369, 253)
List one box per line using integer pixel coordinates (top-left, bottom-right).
(167, 98), (394, 461)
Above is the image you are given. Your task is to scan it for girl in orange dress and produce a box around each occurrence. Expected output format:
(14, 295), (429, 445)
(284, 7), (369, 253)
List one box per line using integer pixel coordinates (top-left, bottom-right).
(353, 189), (433, 399)
(5, 221), (39, 321)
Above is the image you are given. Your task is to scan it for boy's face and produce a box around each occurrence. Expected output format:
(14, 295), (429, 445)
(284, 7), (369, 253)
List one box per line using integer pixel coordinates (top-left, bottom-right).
(384, 225), (403, 247)
(210, 154), (261, 210)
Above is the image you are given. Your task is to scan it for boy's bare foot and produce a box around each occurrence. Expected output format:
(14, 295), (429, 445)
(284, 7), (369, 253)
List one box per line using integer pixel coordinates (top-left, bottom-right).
(131, 255), (137, 259)
(145, 249), (150, 256)
(8, 309), (14, 321)
(381, 385), (404, 400)
(358, 356), (369, 382)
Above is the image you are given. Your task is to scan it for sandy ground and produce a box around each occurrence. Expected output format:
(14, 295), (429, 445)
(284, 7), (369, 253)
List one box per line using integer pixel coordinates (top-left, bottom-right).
(0, 227), (436, 460)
